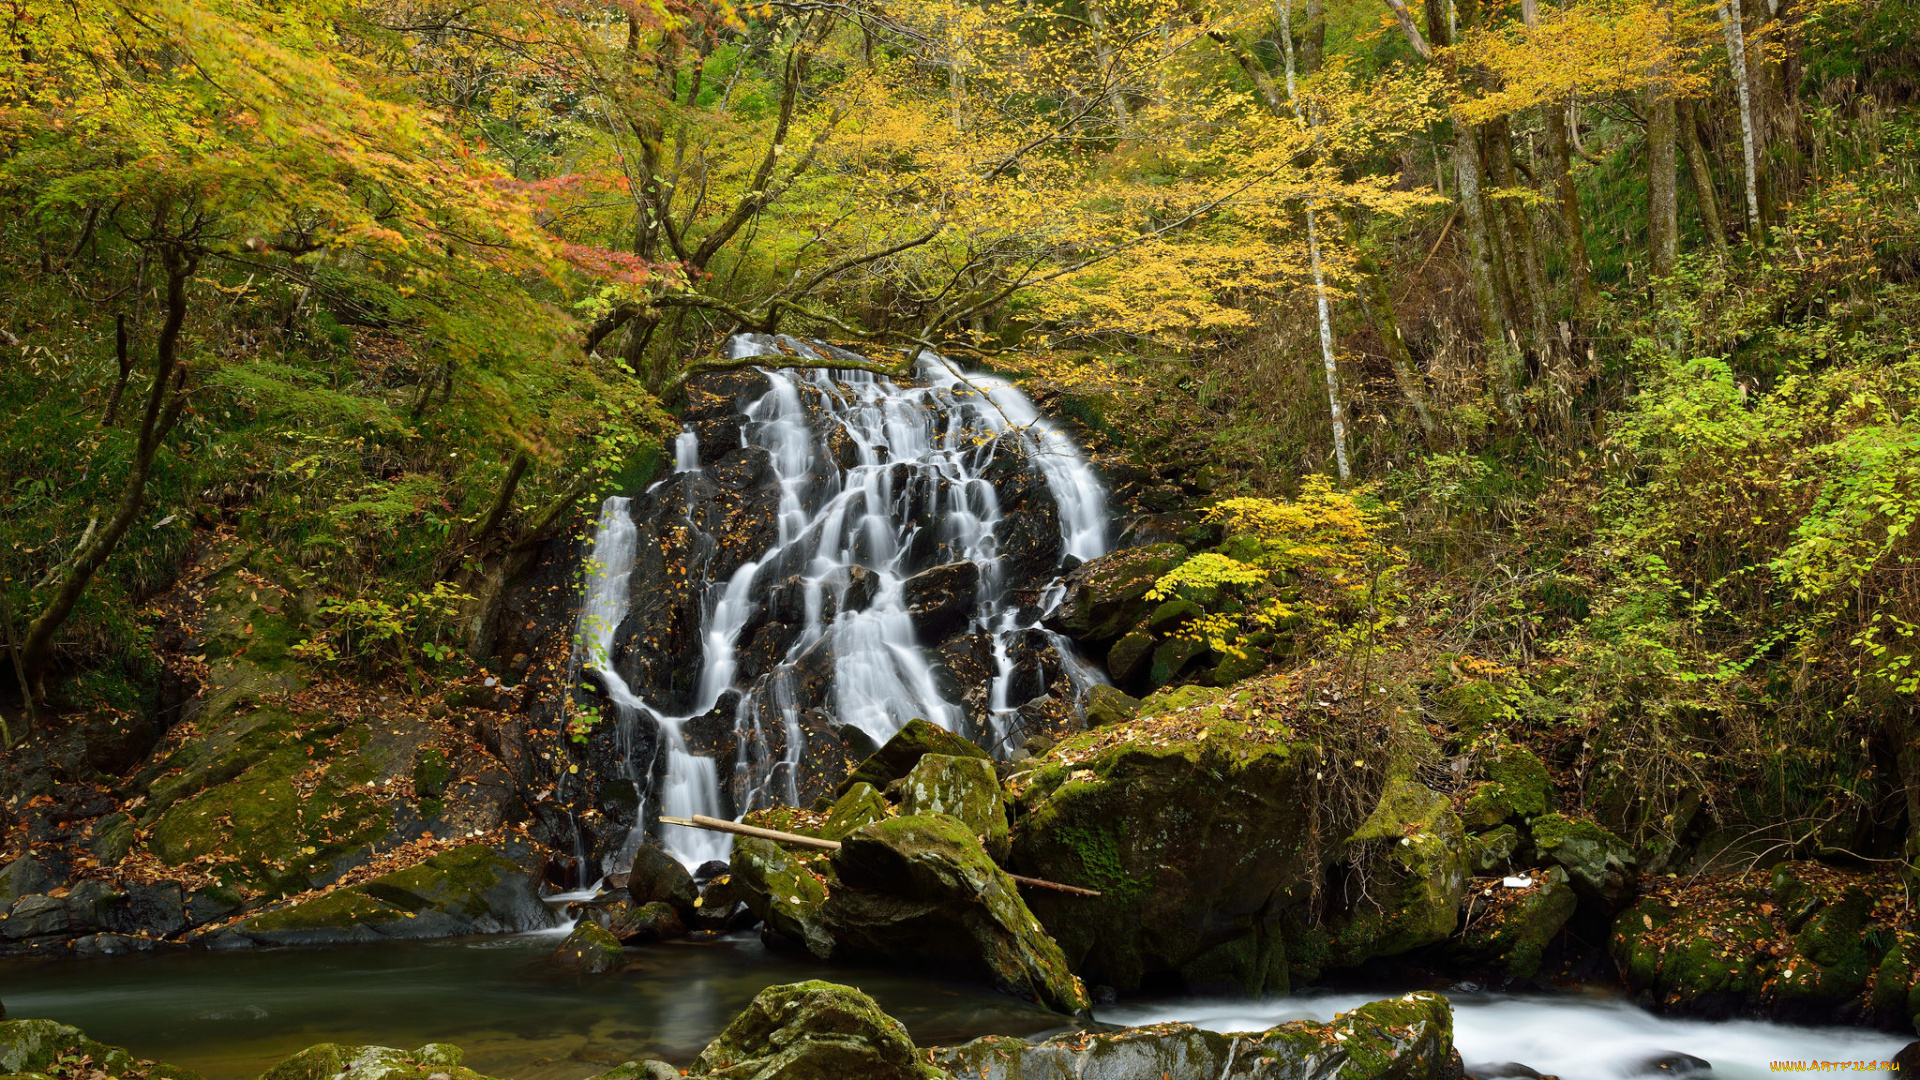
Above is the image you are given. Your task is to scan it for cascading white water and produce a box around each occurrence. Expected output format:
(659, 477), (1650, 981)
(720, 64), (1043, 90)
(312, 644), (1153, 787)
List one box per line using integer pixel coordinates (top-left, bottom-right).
(572, 334), (1112, 869)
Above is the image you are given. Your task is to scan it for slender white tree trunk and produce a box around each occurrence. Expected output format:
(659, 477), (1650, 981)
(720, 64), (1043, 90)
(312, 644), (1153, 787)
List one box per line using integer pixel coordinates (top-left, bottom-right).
(1280, 0), (1351, 480)
(1719, 0), (1762, 234)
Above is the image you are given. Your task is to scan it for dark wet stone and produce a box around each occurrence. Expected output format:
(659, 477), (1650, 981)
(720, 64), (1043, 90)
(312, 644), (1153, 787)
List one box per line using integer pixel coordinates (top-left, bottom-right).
(902, 561), (980, 642)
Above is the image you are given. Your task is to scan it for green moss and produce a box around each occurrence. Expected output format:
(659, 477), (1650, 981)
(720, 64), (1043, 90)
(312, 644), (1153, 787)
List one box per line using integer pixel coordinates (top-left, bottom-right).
(1531, 813), (1633, 895)
(1331, 778), (1469, 966)
(895, 754), (1008, 859)
(244, 888), (392, 932)
(690, 981), (941, 1080)
(411, 748), (452, 798)
(553, 921), (625, 973)
(0, 1020), (203, 1080)
(835, 718), (988, 798)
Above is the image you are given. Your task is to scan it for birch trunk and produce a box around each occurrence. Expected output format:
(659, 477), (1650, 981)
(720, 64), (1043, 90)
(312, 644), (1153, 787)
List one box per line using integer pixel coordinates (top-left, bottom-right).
(1719, 0), (1763, 236)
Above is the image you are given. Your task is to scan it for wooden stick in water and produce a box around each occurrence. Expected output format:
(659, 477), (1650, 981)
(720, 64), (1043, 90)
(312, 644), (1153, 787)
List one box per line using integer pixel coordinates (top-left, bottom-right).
(660, 813), (1102, 897)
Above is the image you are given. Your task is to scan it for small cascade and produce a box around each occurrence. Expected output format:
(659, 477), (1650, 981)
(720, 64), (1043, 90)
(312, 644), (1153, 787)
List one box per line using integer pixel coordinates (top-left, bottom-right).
(570, 334), (1113, 869)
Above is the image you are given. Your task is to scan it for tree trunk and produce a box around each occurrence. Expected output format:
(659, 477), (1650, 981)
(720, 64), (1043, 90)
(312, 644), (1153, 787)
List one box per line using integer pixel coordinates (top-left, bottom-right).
(1456, 123), (1524, 423)
(1089, 1), (1132, 126)
(1647, 88), (1680, 279)
(1485, 119), (1553, 366)
(21, 246), (195, 702)
(1718, 0), (1763, 238)
(1543, 101), (1597, 313)
(1302, 0), (1326, 74)
(1680, 99), (1731, 258)
(1279, 0), (1351, 480)
(1347, 214), (1438, 439)
(101, 313), (134, 427)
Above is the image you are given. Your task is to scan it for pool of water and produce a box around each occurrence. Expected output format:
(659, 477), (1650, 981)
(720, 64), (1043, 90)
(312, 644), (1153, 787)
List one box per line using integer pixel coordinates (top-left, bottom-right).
(0, 933), (1068, 1080)
(4, 936), (1907, 1080)
(1108, 990), (1911, 1080)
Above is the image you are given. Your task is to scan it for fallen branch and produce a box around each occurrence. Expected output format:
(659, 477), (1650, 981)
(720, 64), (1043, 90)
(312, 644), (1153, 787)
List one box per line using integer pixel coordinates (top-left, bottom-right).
(662, 813), (1102, 897)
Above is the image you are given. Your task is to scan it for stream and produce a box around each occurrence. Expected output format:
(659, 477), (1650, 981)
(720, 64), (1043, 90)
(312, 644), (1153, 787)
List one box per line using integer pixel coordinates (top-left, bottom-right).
(3, 935), (1904, 1080)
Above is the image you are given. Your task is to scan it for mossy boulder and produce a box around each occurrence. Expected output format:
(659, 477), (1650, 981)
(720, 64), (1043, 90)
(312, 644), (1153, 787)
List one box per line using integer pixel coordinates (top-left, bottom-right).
(1610, 863), (1911, 1025)
(1530, 814), (1633, 900)
(1328, 778), (1470, 968)
(554, 920), (626, 973)
(1460, 745), (1552, 829)
(628, 843), (699, 914)
(818, 783), (891, 841)
(1082, 684), (1142, 728)
(261, 1042), (499, 1080)
(688, 980), (942, 1080)
(1046, 543), (1188, 643)
(1008, 686), (1361, 995)
(823, 813), (1088, 1015)
(933, 992), (1457, 1080)
(729, 837), (833, 958)
(1450, 867), (1576, 980)
(146, 721), (393, 897)
(138, 707), (299, 816)
(0, 1019), (203, 1080)
(895, 754), (1009, 860)
(1105, 631), (1156, 686)
(1148, 637), (1209, 688)
(220, 843), (551, 945)
(1467, 825), (1520, 873)
(1146, 599), (1203, 635)
(612, 901), (686, 943)
(835, 719), (988, 798)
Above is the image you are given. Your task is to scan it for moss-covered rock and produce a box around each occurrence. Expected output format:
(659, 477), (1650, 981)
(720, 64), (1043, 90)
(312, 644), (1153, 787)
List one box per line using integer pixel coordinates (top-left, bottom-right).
(554, 920), (626, 973)
(628, 843), (699, 914)
(1327, 778), (1469, 968)
(1460, 745), (1552, 829)
(818, 783), (891, 841)
(823, 813), (1088, 1015)
(1105, 631), (1156, 686)
(613, 901), (686, 943)
(1451, 867), (1576, 980)
(835, 719), (988, 798)
(1083, 684), (1142, 728)
(0, 1020), (203, 1080)
(1530, 814), (1633, 900)
(729, 837), (833, 958)
(933, 992), (1456, 1080)
(895, 755), (1009, 860)
(689, 980), (942, 1080)
(261, 1042), (499, 1080)
(220, 843), (551, 945)
(1008, 685), (1361, 995)
(1046, 543), (1188, 643)
(1611, 863), (1914, 1027)
(1467, 825), (1520, 873)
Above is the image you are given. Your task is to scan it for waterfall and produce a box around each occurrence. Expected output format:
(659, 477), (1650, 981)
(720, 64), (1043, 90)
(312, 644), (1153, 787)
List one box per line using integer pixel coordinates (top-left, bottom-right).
(571, 334), (1112, 869)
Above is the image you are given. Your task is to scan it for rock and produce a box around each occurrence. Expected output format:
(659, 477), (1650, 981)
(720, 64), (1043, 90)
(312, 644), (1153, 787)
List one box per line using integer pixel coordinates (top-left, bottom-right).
(218, 843), (553, 945)
(411, 748), (454, 799)
(629, 843), (700, 914)
(824, 814), (1088, 1015)
(1146, 599), (1203, 634)
(818, 782), (891, 841)
(1894, 1043), (1920, 1076)
(1530, 814), (1633, 900)
(1468, 825), (1520, 873)
(1104, 631), (1155, 686)
(894, 755), (1009, 860)
(612, 901), (686, 943)
(1046, 544), (1188, 643)
(1209, 649), (1269, 686)
(1082, 685), (1142, 728)
(0, 857), (53, 910)
(1451, 867), (1576, 979)
(688, 980), (942, 1080)
(692, 874), (741, 933)
(0, 1019), (203, 1080)
(835, 718), (988, 798)
(1327, 778), (1471, 968)
(934, 991), (1456, 1080)
(1461, 745), (1552, 829)
(586, 1062), (680, 1080)
(1625, 1053), (1712, 1077)
(88, 814), (137, 866)
(554, 921), (626, 973)
(1010, 687), (1363, 995)
(1148, 636), (1209, 688)
(261, 1041), (501, 1080)
(1465, 1064), (1545, 1080)
(729, 837), (833, 958)
(901, 561), (980, 642)
(694, 859), (731, 882)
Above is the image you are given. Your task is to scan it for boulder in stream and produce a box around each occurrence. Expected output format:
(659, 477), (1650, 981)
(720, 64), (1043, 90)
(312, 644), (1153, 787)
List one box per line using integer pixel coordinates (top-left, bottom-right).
(688, 980), (943, 1080)
(553, 920), (626, 973)
(821, 813), (1089, 1016)
(834, 718), (989, 798)
(0, 1019), (204, 1080)
(729, 836), (834, 958)
(894, 754), (1010, 860)
(932, 992), (1457, 1080)
(262, 1040), (497, 1080)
